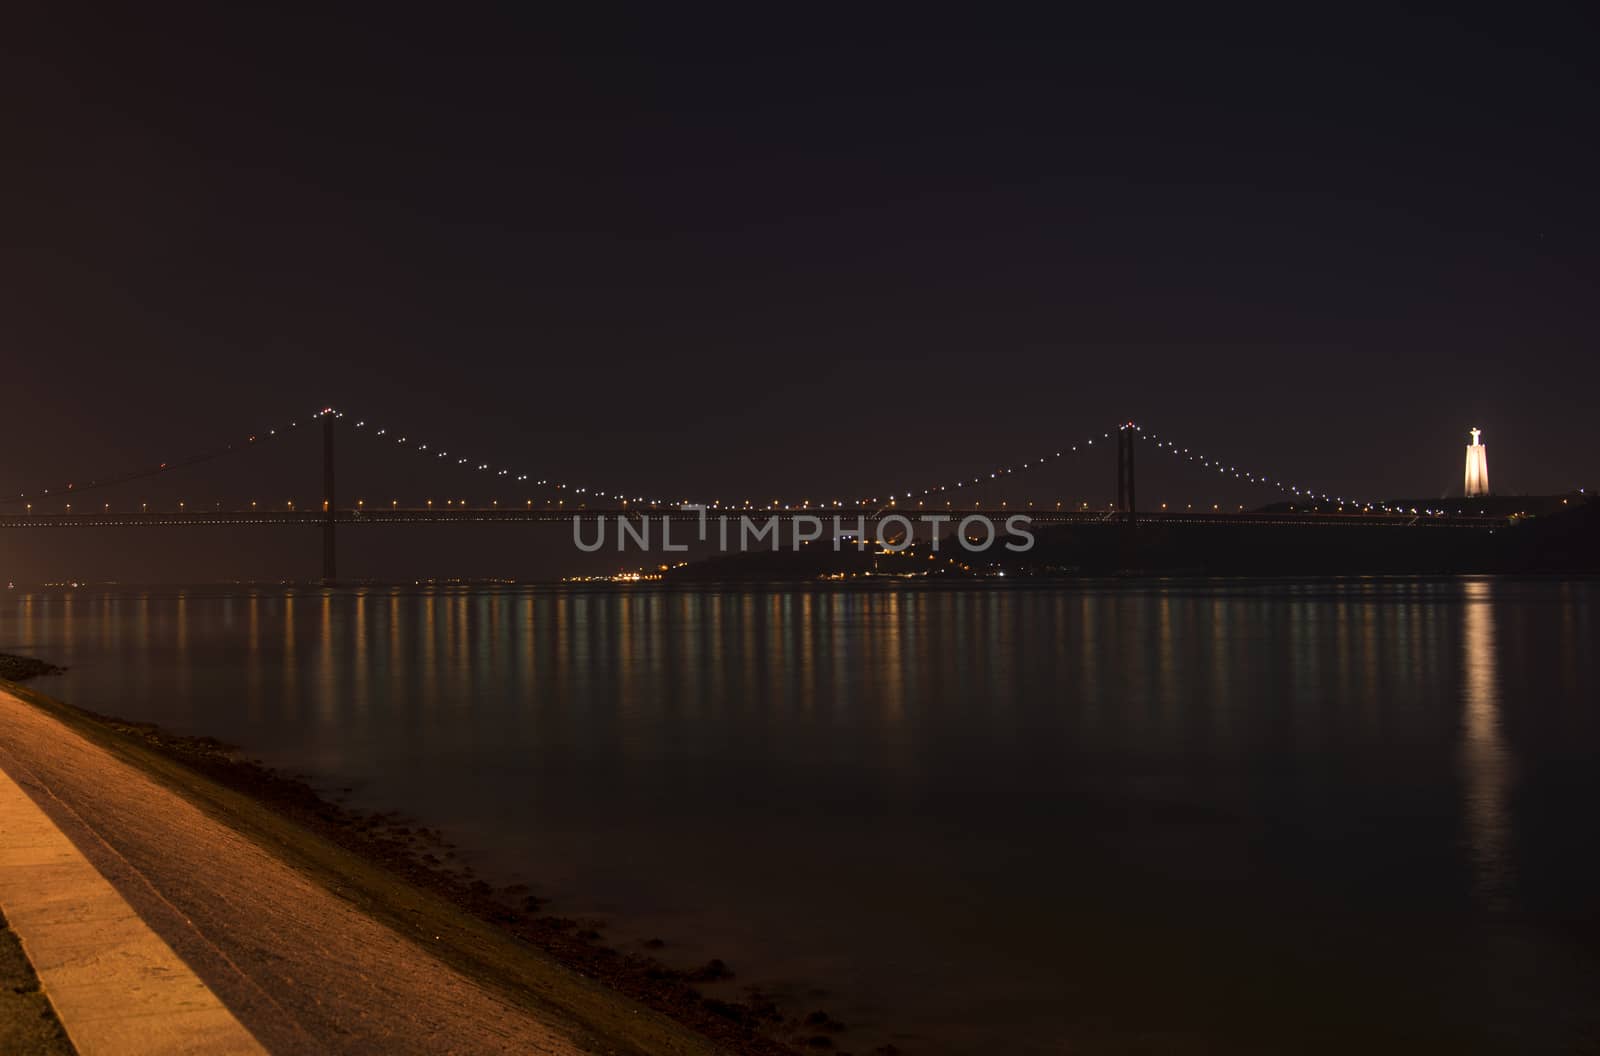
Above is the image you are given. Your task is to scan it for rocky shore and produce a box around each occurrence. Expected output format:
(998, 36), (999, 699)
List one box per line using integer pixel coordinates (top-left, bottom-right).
(0, 655), (64, 682)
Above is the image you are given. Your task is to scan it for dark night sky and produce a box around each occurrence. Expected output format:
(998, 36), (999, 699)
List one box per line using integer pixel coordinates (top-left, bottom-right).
(2, 8), (1596, 577)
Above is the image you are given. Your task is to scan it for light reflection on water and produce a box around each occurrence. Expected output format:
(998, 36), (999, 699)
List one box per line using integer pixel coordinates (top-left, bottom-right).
(1461, 580), (1513, 909)
(4, 579), (1599, 1054)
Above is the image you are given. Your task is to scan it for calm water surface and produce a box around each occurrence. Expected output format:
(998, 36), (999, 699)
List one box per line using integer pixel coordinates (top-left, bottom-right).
(4, 580), (1598, 1053)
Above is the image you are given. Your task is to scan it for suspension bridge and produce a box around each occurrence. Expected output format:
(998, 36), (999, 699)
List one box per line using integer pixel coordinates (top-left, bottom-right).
(0, 408), (1512, 581)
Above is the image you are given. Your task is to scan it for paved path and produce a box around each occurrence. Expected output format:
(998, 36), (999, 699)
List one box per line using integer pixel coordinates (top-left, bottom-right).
(0, 689), (589, 1055)
(0, 759), (264, 1054)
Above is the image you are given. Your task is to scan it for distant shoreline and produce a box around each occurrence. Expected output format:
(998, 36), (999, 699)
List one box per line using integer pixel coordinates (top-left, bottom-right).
(5, 569), (1598, 594)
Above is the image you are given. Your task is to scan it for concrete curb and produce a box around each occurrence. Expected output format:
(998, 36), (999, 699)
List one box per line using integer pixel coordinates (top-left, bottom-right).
(0, 759), (266, 1056)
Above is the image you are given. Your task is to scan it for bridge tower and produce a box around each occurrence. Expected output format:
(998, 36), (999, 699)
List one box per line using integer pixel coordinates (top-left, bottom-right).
(322, 411), (337, 584)
(1116, 422), (1137, 528)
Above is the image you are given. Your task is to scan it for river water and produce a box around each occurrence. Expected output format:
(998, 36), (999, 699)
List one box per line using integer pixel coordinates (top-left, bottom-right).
(3, 579), (1597, 1053)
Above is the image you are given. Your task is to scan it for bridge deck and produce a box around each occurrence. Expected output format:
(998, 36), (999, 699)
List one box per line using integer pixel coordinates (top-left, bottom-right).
(0, 508), (1511, 529)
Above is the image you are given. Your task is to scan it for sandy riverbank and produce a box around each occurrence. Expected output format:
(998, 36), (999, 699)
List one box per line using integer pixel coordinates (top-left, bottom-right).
(0, 671), (832, 1055)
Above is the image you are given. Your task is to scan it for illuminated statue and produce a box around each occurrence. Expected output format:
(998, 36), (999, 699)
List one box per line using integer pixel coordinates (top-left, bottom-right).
(1464, 428), (1490, 498)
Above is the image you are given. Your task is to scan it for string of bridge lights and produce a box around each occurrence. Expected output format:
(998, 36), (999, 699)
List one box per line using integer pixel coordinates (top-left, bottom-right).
(341, 407), (934, 510)
(876, 427), (1122, 509)
(348, 410), (1141, 511)
(346, 413), (1158, 512)
(1, 411), (317, 506)
(3, 406), (1402, 516)
(1131, 424), (1395, 512)
(876, 421), (1399, 514)
(337, 407), (659, 506)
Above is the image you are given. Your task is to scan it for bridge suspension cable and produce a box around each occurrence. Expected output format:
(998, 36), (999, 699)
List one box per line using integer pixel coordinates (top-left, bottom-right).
(338, 408), (671, 506)
(2, 404), (1423, 518)
(880, 426), (1122, 506)
(879, 419), (1410, 515)
(0, 409), (322, 506)
(1133, 424), (1401, 513)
